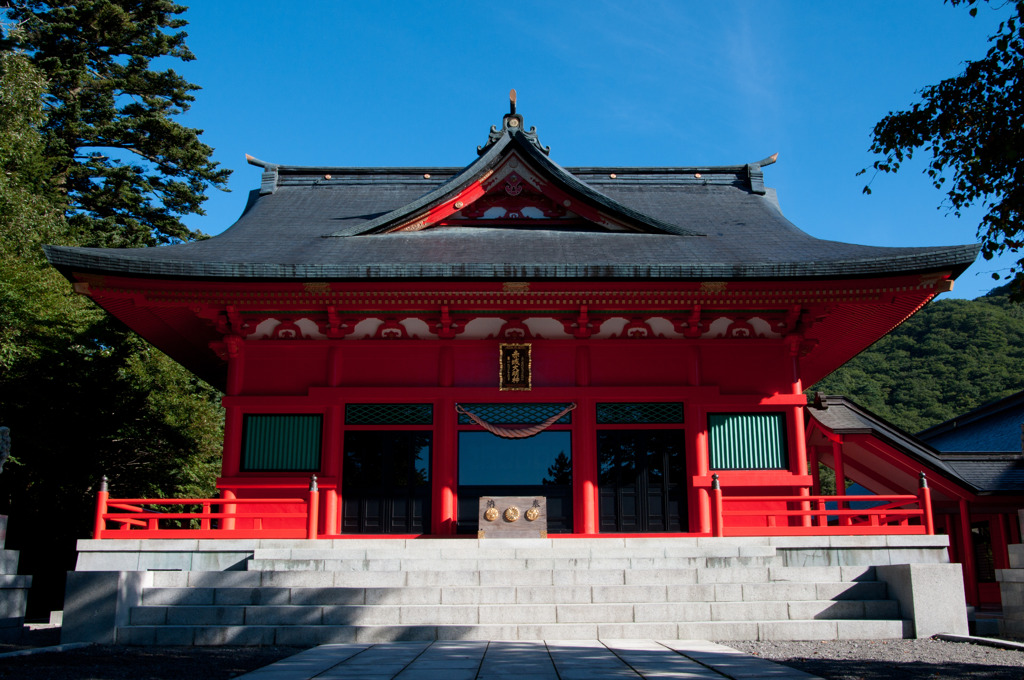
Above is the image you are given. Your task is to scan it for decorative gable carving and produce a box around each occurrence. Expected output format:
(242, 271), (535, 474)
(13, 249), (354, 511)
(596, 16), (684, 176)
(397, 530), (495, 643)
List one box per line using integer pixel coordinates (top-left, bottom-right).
(382, 152), (637, 233)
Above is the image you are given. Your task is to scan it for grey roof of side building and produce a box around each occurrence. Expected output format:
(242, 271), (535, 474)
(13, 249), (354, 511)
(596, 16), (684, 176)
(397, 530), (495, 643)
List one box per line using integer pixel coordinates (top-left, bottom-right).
(918, 390), (1024, 453)
(808, 395), (1024, 495)
(44, 124), (980, 281)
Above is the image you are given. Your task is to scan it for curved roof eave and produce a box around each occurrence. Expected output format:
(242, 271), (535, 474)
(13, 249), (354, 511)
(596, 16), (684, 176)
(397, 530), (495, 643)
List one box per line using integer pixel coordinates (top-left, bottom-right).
(43, 242), (980, 282)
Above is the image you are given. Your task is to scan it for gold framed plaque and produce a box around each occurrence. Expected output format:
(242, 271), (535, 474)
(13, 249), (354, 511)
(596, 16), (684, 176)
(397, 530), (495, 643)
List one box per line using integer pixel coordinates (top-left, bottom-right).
(499, 343), (531, 391)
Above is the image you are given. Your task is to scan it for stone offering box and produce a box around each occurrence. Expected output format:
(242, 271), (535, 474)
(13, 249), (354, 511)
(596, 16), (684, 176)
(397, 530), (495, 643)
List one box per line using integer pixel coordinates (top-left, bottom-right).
(478, 496), (547, 538)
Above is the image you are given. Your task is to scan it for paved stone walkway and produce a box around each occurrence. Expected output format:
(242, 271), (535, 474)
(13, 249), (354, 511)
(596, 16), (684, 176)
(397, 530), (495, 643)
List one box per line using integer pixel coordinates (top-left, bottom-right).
(235, 639), (822, 679)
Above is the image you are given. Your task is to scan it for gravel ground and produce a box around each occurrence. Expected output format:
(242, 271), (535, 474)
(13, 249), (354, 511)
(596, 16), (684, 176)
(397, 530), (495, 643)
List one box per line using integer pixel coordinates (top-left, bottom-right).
(732, 638), (1024, 680)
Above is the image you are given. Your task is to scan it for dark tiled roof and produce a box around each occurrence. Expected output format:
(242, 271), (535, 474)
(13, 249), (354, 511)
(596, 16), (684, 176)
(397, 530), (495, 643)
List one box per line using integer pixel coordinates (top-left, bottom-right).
(44, 120), (979, 282)
(918, 390), (1024, 453)
(808, 395), (1024, 495)
(943, 456), (1024, 493)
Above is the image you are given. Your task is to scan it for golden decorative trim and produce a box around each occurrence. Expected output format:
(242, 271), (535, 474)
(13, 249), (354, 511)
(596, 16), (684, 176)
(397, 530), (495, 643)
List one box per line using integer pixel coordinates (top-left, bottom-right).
(503, 282), (531, 293)
(504, 506), (520, 522)
(700, 281), (729, 294)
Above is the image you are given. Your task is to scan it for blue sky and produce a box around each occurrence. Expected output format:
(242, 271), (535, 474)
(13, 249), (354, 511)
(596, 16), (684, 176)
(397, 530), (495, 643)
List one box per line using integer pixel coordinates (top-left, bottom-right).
(175, 1), (1012, 299)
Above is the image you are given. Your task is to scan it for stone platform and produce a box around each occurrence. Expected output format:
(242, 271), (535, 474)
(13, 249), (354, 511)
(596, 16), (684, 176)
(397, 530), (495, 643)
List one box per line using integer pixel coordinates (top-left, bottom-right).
(62, 535), (968, 645)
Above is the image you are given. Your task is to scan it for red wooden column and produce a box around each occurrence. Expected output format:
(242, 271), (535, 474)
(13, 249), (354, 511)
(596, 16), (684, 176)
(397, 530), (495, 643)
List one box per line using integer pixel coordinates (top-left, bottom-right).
(788, 353), (811, 526)
(691, 404), (711, 535)
(574, 346), (598, 534)
(958, 498), (979, 606)
(574, 397), (598, 534)
(433, 397), (457, 535)
(221, 336), (245, 478)
(790, 404), (811, 527)
(322, 404), (342, 536)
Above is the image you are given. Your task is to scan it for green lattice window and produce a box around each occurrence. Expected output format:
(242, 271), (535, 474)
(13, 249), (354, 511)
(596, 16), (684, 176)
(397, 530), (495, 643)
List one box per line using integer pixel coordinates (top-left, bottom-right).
(242, 414), (322, 471)
(345, 403), (433, 425)
(708, 413), (786, 470)
(597, 402), (684, 424)
(457, 403), (572, 425)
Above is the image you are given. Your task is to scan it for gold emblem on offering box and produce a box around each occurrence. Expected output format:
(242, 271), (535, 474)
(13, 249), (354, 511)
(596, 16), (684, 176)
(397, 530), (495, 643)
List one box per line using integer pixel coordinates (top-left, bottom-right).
(484, 500), (499, 522)
(525, 506), (540, 522)
(504, 506), (521, 522)
(499, 343), (531, 391)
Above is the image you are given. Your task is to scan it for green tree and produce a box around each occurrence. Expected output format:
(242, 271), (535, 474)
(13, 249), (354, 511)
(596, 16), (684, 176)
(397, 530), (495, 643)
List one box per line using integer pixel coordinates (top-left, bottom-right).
(813, 284), (1024, 433)
(862, 0), (1024, 290)
(543, 451), (572, 486)
(0, 5), (227, 617)
(0, 50), (82, 372)
(4, 0), (229, 247)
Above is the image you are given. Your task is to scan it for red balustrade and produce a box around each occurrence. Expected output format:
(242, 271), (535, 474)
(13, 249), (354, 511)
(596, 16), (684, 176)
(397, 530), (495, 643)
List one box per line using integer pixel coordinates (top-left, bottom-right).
(92, 475), (320, 539)
(710, 471), (936, 537)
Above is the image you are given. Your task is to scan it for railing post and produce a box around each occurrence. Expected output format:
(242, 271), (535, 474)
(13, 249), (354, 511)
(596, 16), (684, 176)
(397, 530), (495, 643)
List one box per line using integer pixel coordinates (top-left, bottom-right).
(919, 471), (935, 535)
(201, 501), (211, 532)
(712, 473), (724, 538)
(307, 475), (320, 540)
(93, 476), (109, 539)
(221, 488), (237, 531)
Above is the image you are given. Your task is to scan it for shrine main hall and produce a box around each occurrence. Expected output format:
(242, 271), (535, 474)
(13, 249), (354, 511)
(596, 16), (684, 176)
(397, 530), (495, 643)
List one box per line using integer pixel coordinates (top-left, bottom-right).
(46, 97), (997, 644)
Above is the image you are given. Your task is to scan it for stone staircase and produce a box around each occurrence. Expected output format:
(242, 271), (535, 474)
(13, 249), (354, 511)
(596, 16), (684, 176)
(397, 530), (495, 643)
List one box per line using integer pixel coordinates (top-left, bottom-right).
(106, 537), (915, 645)
(0, 516), (31, 638)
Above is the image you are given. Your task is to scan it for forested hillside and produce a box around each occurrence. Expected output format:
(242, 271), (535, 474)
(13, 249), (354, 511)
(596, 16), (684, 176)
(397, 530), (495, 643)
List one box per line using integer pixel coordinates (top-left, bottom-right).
(812, 283), (1024, 434)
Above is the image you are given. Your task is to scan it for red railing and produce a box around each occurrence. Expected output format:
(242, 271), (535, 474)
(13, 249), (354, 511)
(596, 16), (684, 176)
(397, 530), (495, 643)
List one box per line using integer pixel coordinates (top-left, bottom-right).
(93, 475), (321, 539)
(711, 471), (935, 537)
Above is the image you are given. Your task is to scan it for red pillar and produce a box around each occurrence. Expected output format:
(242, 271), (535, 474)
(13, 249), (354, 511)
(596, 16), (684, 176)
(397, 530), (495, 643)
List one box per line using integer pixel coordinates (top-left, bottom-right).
(433, 398), (457, 535)
(691, 405), (711, 535)
(328, 344), (343, 387)
(574, 397), (598, 534)
(791, 404), (811, 527)
(221, 337), (245, 479)
(222, 408), (243, 478)
(958, 499), (978, 606)
(323, 404), (342, 536)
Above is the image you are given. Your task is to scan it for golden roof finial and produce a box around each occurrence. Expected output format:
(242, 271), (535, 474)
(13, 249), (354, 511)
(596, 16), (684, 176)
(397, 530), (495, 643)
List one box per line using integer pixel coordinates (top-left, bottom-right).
(510, 88), (517, 116)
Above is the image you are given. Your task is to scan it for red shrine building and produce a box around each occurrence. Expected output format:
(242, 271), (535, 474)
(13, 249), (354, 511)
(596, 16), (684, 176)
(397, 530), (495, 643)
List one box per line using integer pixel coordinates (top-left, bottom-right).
(45, 104), (979, 548)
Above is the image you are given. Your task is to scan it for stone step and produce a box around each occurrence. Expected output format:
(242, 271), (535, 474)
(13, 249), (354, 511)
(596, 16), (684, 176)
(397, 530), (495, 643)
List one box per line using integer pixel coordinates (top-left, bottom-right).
(147, 565), (877, 589)
(246, 555), (784, 572)
(250, 543), (780, 561)
(140, 580), (888, 607)
(116, 619), (910, 646)
(128, 598), (900, 627)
